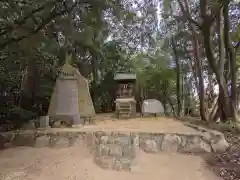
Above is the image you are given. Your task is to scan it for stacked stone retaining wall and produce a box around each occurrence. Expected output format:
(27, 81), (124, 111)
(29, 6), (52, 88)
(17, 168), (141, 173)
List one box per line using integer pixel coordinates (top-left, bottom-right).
(0, 129), (229, 171)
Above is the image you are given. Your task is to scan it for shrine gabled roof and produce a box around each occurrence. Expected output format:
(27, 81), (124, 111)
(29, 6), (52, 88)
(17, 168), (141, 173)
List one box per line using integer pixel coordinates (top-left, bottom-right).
(114, 73), (136, 80)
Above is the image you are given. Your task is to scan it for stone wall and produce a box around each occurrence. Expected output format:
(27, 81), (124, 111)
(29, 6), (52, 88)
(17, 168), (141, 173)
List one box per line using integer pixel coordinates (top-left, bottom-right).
(0, 129), (229, 171)
(93, 133), (139, 171)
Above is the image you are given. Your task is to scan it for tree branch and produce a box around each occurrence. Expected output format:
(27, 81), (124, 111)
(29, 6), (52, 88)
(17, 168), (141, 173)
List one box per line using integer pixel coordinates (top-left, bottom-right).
(176, 0), (201, 28)
(0, 1), (77, 50)
(0, 0), (58, 36)
(235, 41), (240, 51)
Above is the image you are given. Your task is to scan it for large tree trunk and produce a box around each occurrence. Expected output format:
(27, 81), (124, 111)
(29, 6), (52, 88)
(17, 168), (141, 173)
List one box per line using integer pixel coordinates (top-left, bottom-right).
(209, 95), (219, 121)
(223, 1), (239, 122)
(171, 37), (181, 116)
(202, 25), (230, 120)
(91, 54), (99, 107)
(182, 0), (208, 121)
(191, 29), (207, 121)
(199, 0), (230, 121)
(216, 7), (229, 122)
(184, 44), (199, 95)
(177, 0), (236, 122)
(18, 58), (40, 110)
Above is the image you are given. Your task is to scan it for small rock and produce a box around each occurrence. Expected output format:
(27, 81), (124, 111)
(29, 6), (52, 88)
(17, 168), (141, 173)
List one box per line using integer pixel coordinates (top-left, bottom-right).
(161, 134), (181, 152)
(113, 159), (123, 171)
(50, 136), (70, 148)
(100, 136), (109, 144)
(51, 120), (62, 128)
(204, 131), (229, 152)
(85, 133), (95, 148)
(2, 171), (27, 180)
(119, 158), (132, 171)
(94, 156), (115, 169)
(94, 131), (106, 138)
(114, 136), (130, 146)
(12, 133), (36, 146)
(132, 135), (140, 147)
(109, 145), (123, 157)
(123, 146), (135, 158)
(211, 138), (229, 152)
(35, 135), (50, 148)
(68, 134), (79, 146)
(50, 115), (73, 127)
(2, 132), (15, 143)
(180, 136), (212, 153)
(152, 134), (164, 145)
(141, 139), (158, 153)
(202, 132), (212, 141)
(96, 144), (110, 157)
(21, 120), (36, 130)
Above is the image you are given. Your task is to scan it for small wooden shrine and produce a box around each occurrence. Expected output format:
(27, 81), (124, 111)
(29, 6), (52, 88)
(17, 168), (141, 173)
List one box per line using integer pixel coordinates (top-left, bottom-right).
(114, 73), (136, 118)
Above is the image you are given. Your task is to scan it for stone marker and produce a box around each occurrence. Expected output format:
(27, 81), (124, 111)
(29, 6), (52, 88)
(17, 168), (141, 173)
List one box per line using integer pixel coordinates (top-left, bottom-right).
(39, 116), (50, 128)
(142, 99), (164, 116)
(55, 76), (82, 125)
(47, 54), (95, 126)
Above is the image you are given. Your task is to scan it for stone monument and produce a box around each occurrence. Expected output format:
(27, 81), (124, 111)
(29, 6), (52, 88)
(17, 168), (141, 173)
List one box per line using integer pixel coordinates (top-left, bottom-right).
(142, 99), (164, 116)
(47, 54), (96, 127)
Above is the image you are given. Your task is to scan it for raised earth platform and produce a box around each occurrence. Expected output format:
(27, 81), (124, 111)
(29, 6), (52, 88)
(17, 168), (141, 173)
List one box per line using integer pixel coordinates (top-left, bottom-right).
(0, 116), (229, 172)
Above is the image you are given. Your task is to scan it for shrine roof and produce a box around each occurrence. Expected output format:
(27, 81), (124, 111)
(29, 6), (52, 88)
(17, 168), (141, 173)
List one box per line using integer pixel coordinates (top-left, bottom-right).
(114, 73), (136, 80)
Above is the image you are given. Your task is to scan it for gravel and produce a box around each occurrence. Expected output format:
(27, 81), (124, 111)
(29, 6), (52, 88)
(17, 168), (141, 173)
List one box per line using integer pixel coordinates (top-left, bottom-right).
(205, 133), (240, 180)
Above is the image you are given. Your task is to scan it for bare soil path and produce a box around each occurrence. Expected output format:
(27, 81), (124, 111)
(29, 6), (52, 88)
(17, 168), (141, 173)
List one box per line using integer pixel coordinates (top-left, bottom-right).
(0, 115), (221, 180)
(80, 115), (199, 134)
(0, 146), (220, 180)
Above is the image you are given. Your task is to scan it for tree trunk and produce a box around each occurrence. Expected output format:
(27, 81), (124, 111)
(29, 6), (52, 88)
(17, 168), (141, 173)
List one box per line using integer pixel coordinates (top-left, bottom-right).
(216, 7), (228, 121)
(91, 54), (98, 107)
(184, 44), (199, 96)
(171, 37), (181, 116)
(191, 29), (207, 121)
(201, 23), (230, 121)
(209, 95), (219, 121)
(18, 58), (40, 110)
(182, 0), (207, 121)
(223, 1), (239, 122)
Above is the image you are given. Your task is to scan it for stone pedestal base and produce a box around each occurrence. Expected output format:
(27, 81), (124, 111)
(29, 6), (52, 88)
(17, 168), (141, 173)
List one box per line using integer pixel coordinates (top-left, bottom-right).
(115, 98), (136, 118)
(72, 114), (83, 125)
(54, 113), (84, 126)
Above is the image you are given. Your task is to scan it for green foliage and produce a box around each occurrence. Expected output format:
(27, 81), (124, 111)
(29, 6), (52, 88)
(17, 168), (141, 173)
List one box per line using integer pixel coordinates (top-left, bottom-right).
(1, 0), (239, 127)
(6, 107), (37, 128)
(163, 0), (172, 13)
(133, 47), (177, 112)
(237, 55), (240, 68)
(9, 108), (37, 120)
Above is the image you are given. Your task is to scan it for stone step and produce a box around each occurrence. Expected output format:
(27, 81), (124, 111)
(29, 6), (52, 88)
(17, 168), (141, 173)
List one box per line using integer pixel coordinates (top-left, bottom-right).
(118, 104), (131, 106)
(118, 110), (131, 113)
(118, 107), (131, 110)
(118, 106), (131, 109)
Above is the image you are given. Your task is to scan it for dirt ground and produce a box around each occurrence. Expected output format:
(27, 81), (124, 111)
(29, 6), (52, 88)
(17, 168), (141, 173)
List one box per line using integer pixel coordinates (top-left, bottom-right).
(0, 145), (220, 180)
(77, 115), (199, 134)
(0, 116), (221, 180)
